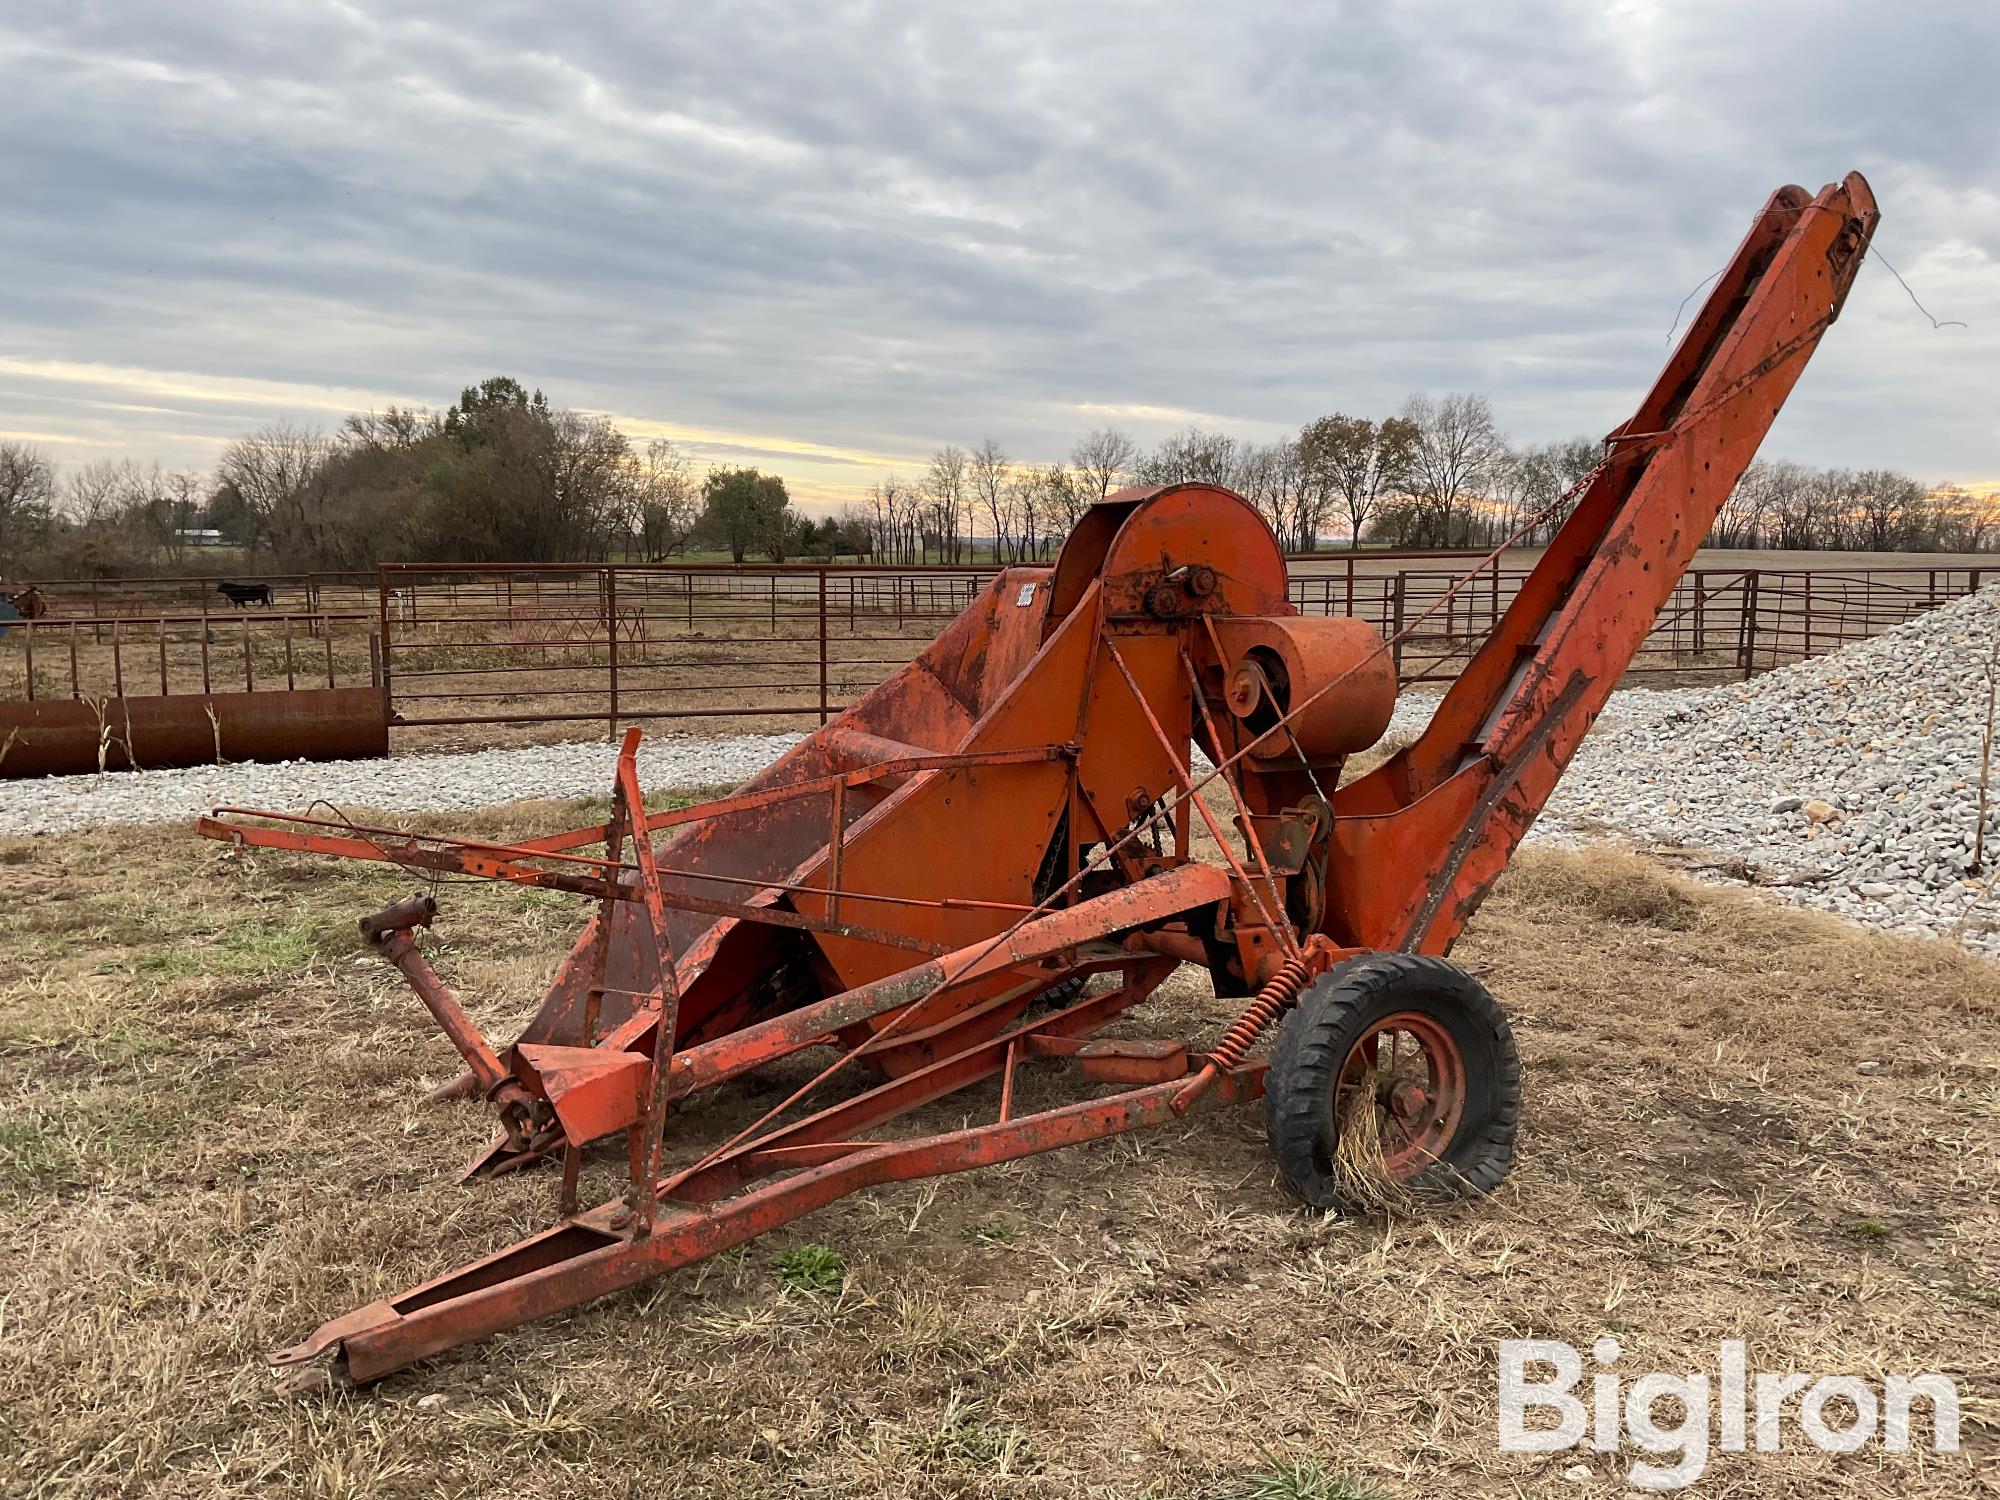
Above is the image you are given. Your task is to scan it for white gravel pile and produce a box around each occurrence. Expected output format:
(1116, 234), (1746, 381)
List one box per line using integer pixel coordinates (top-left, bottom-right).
(0, 733), (803, 837)
(1538, 583), (2000, 952)
(4, 587), (1995, 955)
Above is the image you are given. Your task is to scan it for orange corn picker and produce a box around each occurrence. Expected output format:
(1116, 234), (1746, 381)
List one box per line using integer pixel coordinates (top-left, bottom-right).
(202, 172), (1879, 1388)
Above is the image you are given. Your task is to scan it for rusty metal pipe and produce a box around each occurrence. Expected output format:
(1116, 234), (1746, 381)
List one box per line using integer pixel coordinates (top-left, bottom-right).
(361, 902), (526, 1115)
(374, 930), (515, 1100)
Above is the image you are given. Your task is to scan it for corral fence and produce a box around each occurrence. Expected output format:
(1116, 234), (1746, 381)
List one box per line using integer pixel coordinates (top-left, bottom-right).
(375, 562), (991, 732)
(1353, 562), (1994, 684)
(9, 571), (378, 620)
(0, 555), (1988, 771)
(372, 557), (1995, 734)
(0, 609), (379, 702)
(0, 598), (386, 777)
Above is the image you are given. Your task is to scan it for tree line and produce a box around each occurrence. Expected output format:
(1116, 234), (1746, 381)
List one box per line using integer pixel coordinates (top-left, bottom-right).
(0, 379), (1991, 579)
(842, 393), (1993, 562)
(0, 378), (811, 576)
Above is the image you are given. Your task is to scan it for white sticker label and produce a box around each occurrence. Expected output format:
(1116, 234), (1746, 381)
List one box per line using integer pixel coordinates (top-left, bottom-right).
(1015, 582), (1037, 606)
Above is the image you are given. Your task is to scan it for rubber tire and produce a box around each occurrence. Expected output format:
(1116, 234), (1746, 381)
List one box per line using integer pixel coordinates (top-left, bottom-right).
(1264, 953), (1520, 1210)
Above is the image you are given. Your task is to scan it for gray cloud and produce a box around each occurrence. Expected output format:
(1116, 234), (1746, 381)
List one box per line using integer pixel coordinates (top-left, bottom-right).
(1, 0), (1993, 504)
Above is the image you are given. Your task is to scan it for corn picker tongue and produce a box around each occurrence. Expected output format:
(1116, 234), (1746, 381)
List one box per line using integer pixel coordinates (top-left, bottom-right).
(201, 173), (1877, 1388)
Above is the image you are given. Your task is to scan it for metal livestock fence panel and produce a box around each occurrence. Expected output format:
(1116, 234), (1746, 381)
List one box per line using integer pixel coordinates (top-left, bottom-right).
(0, 610), (379, 702)
(369, 560), (1991, 736)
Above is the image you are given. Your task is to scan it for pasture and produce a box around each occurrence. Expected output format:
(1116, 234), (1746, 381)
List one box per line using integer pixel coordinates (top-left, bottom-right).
(0, 805), (1992, 1497)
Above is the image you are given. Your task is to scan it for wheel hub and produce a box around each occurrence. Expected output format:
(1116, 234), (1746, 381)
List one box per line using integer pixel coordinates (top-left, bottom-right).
(1335, 1009), (1468, 1179)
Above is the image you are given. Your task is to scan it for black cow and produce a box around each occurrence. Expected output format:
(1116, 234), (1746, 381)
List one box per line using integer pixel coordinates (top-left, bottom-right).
(216, 581), (274, 608)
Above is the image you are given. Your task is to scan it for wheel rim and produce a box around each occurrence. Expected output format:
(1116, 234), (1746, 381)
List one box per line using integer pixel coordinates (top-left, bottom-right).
(1332, 1010), (1467, 1179)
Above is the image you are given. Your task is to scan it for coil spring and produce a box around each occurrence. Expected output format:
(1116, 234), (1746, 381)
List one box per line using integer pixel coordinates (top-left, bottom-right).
(1207, 951), (1315, 1071)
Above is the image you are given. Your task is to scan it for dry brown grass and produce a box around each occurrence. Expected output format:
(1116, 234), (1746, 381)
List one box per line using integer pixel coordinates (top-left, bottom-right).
(0, 817), (1995, 1497)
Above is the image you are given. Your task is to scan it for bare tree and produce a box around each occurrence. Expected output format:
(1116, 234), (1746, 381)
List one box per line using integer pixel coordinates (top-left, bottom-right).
(33, 460), (157, 575)
(864, 481), (890, 561)
(1927, 484), (1996, 553)
(343, 405), (438, 452)
(1849, 469), (1928, 552)
(1297, 414), (1420, 550)
(1767, 461), (1829, 550)
(0, 440), (56, 570)
(1035, 462), (1089, 548)
(866, 475), (923, 565)
(60, 461), (125, 526)
(161, 470), (209, 560)
(1234, 440), (1304, 549)
(1069, 428), (1137, 505)
(924, 445), (969, 564)
(113, 463), (208, 564)
(217, 421), (333, 562)
(969, 439), (1011, 564)
(1714, 459), (1775, 548)
(1397, 393), (1507, 548)
(1135, 428), (1240, 488)
(631, 438), (700, 561)
(532, 410), (633, 561)
(1003, 464), (1084, 560)
(1005, 470), (1036, 561)
(895, 475), (923, 564)
(1490, 435), (1600, 547)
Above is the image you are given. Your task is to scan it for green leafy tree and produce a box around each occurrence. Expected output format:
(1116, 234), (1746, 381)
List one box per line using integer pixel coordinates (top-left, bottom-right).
(202, 480), (255, 547)
(442, 377), (547, 442)
(416, 380), (629, 563)
(698, 468), (792, 563)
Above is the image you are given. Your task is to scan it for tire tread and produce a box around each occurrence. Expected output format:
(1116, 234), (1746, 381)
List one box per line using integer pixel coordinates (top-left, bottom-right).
(1263, 953), (1520, 1210)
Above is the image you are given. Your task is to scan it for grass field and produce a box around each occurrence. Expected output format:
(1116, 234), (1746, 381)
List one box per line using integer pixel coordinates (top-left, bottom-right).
(0, 803), (1994, 1497)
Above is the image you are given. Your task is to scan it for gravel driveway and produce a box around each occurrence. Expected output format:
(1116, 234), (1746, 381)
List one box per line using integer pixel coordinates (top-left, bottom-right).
(0, 734), (804, 837)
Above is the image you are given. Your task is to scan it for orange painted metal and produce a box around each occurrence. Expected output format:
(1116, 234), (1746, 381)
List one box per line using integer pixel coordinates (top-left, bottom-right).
(1208, 614), (1396, 762)
(275, 1061), (1268, 1388)
(197, 172), (1878, 1387)
(510, 1045), (647, 1146)
(1076, 1038), (1190, 1084)
(1324, 171), (1879, 955)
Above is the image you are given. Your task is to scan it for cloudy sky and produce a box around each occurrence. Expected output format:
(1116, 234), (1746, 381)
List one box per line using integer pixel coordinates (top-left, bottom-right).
(2, 1), (1994, 511)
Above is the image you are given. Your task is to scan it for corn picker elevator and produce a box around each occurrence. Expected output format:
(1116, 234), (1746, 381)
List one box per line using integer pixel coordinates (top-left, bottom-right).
(201, 172), (1879, 1387)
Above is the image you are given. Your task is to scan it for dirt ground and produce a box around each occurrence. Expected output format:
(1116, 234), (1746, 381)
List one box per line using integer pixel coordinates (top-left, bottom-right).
(0, 799), (1995, 1499)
